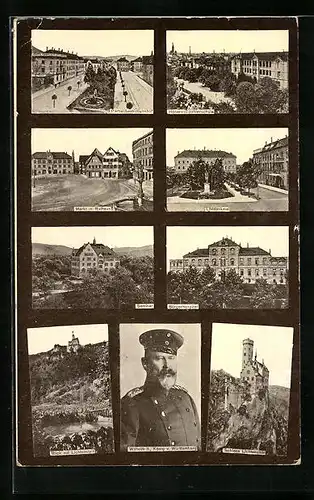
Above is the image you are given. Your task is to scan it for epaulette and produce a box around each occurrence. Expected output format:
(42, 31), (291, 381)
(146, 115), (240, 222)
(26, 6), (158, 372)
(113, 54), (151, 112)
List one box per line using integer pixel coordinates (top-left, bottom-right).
(173, 384), (188, 393)
(125, 386), (144, 398)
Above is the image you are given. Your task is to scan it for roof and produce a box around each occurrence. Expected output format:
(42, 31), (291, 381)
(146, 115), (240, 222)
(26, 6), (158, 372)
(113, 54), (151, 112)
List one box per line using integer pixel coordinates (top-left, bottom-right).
(32, 45), (45, 56)
(175, 149), (236, 159)
(117, 57), (129, 62)
(86, 148), (104, 163)
(79, 155), (89, 163)
(142, 55), (154, 65)
(253, 136), (288, 154)
(232, 51), (288, 62)
(132, 130), (153, 146)
(239, 247), (270, 256)
(209, 237), (240, 248)
(44, 48), (83, 60)
(73, 242), (118, 257)
(252, 359), (269, 376)
(183, 248), (208, 258)
(132, 57), (143, 63)
(32, 151), (72, 159)
(270, 256), (288, 263)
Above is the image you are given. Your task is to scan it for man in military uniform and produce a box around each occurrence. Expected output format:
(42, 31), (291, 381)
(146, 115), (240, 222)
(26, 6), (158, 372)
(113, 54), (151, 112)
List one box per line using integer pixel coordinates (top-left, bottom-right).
(120, 328), (201, 451)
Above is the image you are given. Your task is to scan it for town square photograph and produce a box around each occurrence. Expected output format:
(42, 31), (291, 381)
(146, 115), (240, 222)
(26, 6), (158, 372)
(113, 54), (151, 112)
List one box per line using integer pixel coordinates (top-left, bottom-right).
(32, 226), (154, 309)
(119, 323), (201, 451)
(207, 323), (293, 456)
(31, 30), (154, 113)
(167, 226), (289, 309)
(166, 128), (288, 212)
(31, 128), (153, 211)
(27, 324), (114, 457)
(167, 30), (288, 114)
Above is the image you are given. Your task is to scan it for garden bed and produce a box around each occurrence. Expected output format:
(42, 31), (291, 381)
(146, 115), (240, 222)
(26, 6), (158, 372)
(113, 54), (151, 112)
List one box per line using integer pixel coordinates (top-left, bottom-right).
(180, 189), (234, 200)
(67, 87), (114, 113)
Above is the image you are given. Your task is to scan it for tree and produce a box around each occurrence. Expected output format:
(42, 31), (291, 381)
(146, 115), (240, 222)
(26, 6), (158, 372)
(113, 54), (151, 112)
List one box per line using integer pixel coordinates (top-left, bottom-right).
(209, 158), (226, 192)
(84, 63), (96, 84)
(186, 159), (207, 190)
(250, 278), (277, 308)
(67, 85), (72, 96)
(166, 167), (178, 192)
(219, 73), (237, 97)
(236, 160), (262, 193)
(234, 77), (288, 114)
(51, 94), (57, 108)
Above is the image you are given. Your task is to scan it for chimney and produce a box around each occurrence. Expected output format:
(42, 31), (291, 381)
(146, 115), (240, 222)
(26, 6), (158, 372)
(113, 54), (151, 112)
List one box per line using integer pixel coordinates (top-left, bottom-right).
(247, 242), (249, 248)
(46, 46), (48, 51)
(270, 137), (273, 143)
(269, 248), (271, 255)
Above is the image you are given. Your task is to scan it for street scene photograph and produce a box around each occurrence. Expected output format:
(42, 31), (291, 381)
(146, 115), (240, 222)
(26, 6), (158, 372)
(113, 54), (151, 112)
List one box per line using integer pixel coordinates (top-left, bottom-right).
(167, 30), (288, 114)
(27, 324), (114, 457)
(167, 226), (289, 309)
(31, 30), (154, 114)
(32, 226), (154, 309)
(31, 128), (153, 211)
(119, 323), (201, 451)
(166, 128), (288, 212)
(207, 323), (293, 456)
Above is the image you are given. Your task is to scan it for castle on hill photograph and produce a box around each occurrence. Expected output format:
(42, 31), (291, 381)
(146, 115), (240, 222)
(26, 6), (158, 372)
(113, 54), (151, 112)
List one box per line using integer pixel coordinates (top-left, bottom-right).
(207, 323), (293, 456)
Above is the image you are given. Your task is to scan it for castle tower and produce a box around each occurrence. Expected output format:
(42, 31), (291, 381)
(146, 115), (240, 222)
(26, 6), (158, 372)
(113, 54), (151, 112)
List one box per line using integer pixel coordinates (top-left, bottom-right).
(93, 237), (96, 245)
(242, 338), (254, 369)
(171, 42), (174, 54)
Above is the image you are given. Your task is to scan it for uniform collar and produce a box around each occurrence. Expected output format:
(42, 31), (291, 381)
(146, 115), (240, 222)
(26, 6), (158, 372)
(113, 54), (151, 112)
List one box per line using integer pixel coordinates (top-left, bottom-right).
(143, 379), (176, 400)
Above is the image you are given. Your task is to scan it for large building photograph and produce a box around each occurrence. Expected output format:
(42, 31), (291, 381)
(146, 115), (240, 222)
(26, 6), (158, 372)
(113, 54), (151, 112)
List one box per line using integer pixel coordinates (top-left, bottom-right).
(167, 30), (289, 114)
(31, 128), (153, 211)
(166, 128), (289, 212)
(31, 30), (154, 114)
(167, 226), (289, 309)
(32, 226), (154, 309)
(207, 323), (294, 456)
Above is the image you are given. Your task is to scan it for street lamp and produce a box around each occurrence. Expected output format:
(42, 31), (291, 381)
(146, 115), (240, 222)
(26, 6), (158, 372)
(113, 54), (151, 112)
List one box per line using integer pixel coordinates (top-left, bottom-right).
(52, 94), (57, 108)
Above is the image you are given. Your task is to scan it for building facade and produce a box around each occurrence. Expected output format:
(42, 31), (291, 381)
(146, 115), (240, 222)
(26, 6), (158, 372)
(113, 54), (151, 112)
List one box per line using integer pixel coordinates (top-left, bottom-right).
(82, 147), (132, 179)
(31, 45), (85, 89)
(132, 130), (154, 182)
(67, 332), (81, 353)
(174, 150), (237, 175)
(32, 151), (74, 176)
(71, 237), (120, 277)
(252, 136), (288, 190)
(169, 236), (288, 284)
(117, 57), (131, 71)
(230, 51), (288, 90)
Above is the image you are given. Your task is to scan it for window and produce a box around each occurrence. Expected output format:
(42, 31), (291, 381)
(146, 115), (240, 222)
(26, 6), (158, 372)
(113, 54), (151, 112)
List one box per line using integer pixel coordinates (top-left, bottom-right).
(221, 249), (226, 255)
(230, 259), (235, 266)
(247, 258), (251, 265)
(248, 269), (251, 276)
(255, 258), (259, 265)
(230, 248), (235, 254)
(239, 258), (244, 265)
(255, 269), (259, 276)
(198, 259), (202, 265)
(263, 269), (267, 276)
(240, 269), (244, 276)
(212, 258), (216, 266)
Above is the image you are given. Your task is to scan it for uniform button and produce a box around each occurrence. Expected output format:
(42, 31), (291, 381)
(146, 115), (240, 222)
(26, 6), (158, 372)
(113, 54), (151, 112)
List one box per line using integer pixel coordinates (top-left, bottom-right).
(165, 341), (169, 346)
(167, 333), (171, 337)
(154, 399), (158, 405)
(194, 422), (197, 426)
(171, 441), (175, 446)
(196, 438), (199, 442)
(167, 425), (172, 430)
(186, 408), (190, 412)
(161, 411), (166, 417)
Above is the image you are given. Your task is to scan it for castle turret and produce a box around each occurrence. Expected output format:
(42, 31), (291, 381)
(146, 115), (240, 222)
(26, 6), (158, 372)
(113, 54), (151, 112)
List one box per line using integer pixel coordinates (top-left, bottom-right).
(242, 338), (254, 369)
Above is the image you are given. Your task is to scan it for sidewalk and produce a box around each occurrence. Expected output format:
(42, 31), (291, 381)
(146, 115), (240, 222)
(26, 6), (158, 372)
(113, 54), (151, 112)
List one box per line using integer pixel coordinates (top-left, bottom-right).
(32, 71), (85, 99)
(258, 183), (288, 195)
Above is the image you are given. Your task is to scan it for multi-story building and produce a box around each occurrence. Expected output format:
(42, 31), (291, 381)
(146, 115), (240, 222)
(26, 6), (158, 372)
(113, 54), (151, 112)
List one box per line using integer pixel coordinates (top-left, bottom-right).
(141, 55), (154, 86)
(31, 45), (85, 89)
(132, 57), (143, 72)
(230, 51), (288, 90)
(71, 237), (120, 277)
(67, 332), (81, 353)
(132, 130), (154, 182)
(32, 150), (74, 176)
(169, 236), (288, 285)
(117, 57), (131, 71)
(174, 149), (237, 175)
(252, 136), (288, 190)
(81, 147), (132, 179)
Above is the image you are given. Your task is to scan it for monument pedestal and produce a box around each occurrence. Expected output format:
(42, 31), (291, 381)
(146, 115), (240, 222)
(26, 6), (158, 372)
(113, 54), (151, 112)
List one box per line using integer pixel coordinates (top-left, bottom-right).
(203, 182), (211, 194)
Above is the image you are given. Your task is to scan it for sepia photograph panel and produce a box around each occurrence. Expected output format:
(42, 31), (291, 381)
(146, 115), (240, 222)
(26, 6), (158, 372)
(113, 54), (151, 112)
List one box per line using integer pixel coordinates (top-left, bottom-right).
(207, 323), (294, 457)
(166, 128), (289, 212)
(167, 226), (289, 309)
(32, 226), (154, 309)
(31, 30), (154, 114)
(167, 30), (289, 114)
(119, 323), (201, 452)
(26, 324), (114, 457)
(31, 128), (153, 212)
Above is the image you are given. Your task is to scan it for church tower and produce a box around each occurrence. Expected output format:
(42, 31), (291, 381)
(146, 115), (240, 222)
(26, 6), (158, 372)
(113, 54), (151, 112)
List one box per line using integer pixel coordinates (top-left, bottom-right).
(171, 42), (175, 54)
(242, 338), (254, 369)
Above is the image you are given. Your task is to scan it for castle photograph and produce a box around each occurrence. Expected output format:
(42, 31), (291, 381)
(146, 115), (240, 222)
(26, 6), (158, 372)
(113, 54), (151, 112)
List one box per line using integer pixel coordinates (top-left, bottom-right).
(31, 30), (153, 114)
(31, 128), (153, 211)
(27, 324), (113, 457)
(167, 30), (288, 114)
(207, 323), (294, 456)
(166, 128), (289, 212)
(32, 226), (154, 310)
(167, 226), (289, 309)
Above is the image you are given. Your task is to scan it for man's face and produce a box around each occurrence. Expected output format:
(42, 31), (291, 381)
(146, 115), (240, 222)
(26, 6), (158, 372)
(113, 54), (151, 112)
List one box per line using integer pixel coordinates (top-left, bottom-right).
(142, 350), (177, 391)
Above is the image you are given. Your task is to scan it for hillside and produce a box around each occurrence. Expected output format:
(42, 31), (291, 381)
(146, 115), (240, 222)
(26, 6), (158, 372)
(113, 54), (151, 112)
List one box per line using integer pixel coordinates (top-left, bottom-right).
(82, 55), (138, 62)
(32, 242), (153, 258)
(207, 369), (290, 456)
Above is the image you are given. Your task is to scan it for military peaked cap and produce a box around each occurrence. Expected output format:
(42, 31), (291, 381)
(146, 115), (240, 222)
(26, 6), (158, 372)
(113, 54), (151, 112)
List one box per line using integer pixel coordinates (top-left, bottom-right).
(139, 329), (184, 355)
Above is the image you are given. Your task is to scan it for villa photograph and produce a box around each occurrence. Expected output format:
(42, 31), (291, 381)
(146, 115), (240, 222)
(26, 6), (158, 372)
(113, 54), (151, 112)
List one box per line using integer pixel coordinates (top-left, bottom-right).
(167, 226), (289, 309)
(166, 128), (289, 212)
(31, 128), (153, 212)
(31, 30), (154, 114)
(207, 323), (294, 456)
(32, 226), (154, 310)
(167, 30), (289, 114)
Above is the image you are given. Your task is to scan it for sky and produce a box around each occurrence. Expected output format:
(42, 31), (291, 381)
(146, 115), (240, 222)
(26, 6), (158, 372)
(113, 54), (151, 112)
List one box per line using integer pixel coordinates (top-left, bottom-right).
(166, 128), (288, 166)
(167, 30), (289, 54)
(166, 226), (289, 269)
(32, 128), (152, 161)
(120, 323), (201, 418)
(27, 324), (108, 355)
(32, 30), (154, 57)
(32, 226), (153, 249)
(210, 323), (294, 388)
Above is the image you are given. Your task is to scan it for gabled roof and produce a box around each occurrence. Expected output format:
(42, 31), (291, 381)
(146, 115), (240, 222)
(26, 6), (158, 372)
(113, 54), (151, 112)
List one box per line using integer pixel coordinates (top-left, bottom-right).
(86, 148), (104, 164)
(73, 242), (118, 257)
(117, 57), (129, 62)
(175, 149), (236, 159)
(79, 155), (89, 163)
(232, 51), (288, 62)
(132, 57), (143, 63)
(239, 247), (270, 256)
(183, 248), (208, 258)
(32, 151), (72, 159)
(209, 237), (240, 248)
(103, 146), (118, 156)
(32, 45), (45, 56)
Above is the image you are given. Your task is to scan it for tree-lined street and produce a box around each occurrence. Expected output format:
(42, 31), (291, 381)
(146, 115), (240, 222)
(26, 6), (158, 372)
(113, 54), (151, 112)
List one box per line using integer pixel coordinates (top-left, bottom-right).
(32, 72), (87, 113)
(114, 71), (153, 112)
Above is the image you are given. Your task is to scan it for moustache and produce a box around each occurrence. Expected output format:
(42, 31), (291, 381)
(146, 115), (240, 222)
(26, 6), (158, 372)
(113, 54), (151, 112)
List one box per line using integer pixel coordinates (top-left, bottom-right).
(158, 367), (176, 377)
